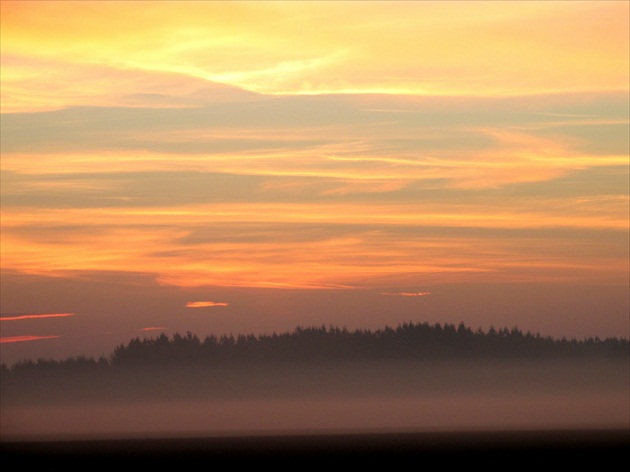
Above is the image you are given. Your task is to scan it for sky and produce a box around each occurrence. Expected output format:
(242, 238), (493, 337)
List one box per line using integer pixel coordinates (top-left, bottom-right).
(1, 0), (629, 365)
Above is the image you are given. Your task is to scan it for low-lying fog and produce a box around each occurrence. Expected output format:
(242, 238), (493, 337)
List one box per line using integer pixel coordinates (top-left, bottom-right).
(2, 358), (628, 440)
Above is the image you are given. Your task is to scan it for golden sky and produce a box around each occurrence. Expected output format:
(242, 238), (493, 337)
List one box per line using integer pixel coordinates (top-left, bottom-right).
(2, 1), (628, 110)
(0, 1), (628, 357)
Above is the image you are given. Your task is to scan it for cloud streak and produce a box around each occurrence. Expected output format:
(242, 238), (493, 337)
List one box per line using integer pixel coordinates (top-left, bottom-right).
(0, 313), (75, 321)
(186, 301), (229, 308)
(0, 335), (60, 344)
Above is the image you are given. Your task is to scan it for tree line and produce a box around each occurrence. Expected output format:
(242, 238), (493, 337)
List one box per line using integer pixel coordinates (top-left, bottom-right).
(3, 322), (628, 376)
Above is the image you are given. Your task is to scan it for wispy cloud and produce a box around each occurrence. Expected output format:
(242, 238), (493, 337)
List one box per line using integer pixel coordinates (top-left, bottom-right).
(186, 301), (229, 308)
(3, 1), (625, 101)
(0, 313), (75, 321)
(0, 335), (60, 343)
(140, 326), (167, 331)
(1, 0), (627, 307)
(380, 292), (432, 297)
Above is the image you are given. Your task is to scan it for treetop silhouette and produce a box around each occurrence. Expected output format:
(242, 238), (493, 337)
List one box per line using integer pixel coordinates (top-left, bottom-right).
(4, 321), (628, 375)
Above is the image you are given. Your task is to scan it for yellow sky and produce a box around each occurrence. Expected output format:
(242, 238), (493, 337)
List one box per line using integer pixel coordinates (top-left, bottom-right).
(2, 1), (628, 112)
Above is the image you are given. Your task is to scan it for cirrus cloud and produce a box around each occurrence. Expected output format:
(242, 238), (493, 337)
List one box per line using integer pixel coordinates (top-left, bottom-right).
(0, 312), (75, 321)
(186, 301), (229, 308)
(380, 292), (432, 297)
(0, 335), (60, 343)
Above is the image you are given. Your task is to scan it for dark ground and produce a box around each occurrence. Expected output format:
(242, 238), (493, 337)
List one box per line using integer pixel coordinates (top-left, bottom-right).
(2, 428), (628, 466)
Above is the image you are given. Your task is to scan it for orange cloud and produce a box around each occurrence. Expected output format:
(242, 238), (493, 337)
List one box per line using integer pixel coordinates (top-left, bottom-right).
(0, 313), (75, 321)
(1, 2), (627, 294)
(0, 335), (60, 343)
(140, 327), (167, 331)
(2, 191), (628, 290)
(380, 292), (432, 297)
(186, 301), (229, 308)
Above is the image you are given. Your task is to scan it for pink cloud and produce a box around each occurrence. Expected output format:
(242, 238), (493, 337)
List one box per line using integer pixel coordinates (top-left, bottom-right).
(140, 326), (167, 331)
(0, 313), (75, 321)
(0, 335), (61, 343)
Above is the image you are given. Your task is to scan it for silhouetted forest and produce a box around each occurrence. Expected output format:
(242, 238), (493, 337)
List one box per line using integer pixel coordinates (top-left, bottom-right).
(2, 322), (629, 406)
(3, 322), (628, 376)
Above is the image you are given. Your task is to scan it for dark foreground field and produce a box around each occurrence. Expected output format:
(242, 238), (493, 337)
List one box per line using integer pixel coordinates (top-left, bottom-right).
(2, 429), (628, 465)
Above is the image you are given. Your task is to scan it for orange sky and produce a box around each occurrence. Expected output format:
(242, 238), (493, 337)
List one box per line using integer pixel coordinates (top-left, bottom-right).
(0, 1), (628, 361)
